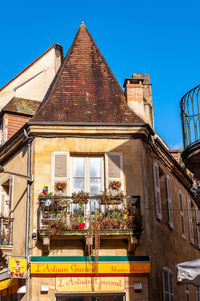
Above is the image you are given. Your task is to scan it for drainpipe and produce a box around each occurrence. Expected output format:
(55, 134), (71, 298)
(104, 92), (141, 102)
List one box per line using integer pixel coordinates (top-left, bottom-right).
(25, 135), (32, 257)
(24, 129), (33, 301)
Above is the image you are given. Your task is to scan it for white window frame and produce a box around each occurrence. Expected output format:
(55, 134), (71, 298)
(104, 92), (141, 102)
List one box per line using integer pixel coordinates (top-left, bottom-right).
(166, 175), (173, 229)
(153, 161), (162, 220)
(162, 267), (174, 301)
(178, 190), (185, 239)
(0, 174), (14, 218)
(187, 198), (194, 244)
(70, 156), (104, 195)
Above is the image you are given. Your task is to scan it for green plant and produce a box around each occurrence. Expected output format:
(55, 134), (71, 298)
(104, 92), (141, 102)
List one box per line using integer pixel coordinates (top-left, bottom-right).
(72, 191), (89, 206)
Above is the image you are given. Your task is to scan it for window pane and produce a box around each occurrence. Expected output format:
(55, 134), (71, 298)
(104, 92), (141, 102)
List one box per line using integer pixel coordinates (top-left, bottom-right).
(169, 273), (173, 293)
(90, 179), (101, 195)
(73, 158), (84, 177)
(181, 216), (185, 235)
(164, 271), (169, 292)
(73, 178), (84, 192)
(90, 158), (101, 177)
(164, 292), (170, 301)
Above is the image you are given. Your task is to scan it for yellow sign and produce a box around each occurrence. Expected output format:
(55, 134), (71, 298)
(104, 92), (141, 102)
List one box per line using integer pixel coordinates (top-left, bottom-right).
(31, 262), (150, 275)
(8, 258), (27, 278)
(56, 277), (125, 293)
(0, 278), (18, 291)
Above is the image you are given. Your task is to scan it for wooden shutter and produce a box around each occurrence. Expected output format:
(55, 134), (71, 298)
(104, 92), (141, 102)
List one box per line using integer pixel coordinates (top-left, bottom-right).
(178, 190), (185, 237)
(9, 176), (13, 216)
(166, 175), (173, 228)
(153, 161), (162, 220)
(162, 268), (174, 301)
(51, 152), (70, 195)
(105, 152), (123, 191)
(187, 198), (194, 244)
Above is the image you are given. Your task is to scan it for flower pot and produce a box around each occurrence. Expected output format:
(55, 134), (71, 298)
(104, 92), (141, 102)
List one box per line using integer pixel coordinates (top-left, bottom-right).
(81, 223), (85, 229)
(78, 223), (85, 229)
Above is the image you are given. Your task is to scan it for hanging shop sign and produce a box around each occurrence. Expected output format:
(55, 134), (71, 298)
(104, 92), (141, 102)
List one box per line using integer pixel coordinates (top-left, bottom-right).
(8, 257), (27, 278)
(56, 276), (125, 293)
(31, 256), (150, 276)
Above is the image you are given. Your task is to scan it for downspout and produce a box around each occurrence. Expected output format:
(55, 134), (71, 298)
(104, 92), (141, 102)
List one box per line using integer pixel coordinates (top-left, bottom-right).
(25, 136), (32, 257)
(24, 129), (33, 301)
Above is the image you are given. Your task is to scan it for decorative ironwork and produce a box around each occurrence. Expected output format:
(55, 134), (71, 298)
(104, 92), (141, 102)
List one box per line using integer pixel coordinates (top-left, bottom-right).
(180, 84), (200, 148)
(38, 195), (141, 236)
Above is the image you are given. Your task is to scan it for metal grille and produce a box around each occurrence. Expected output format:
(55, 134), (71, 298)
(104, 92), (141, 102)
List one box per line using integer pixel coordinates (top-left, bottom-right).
(180, 84), (200, 148)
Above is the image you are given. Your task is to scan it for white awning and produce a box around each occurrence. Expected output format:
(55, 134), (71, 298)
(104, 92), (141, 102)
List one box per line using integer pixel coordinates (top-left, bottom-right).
(176, 259), (200, 286)
(17, 285), (26, 294)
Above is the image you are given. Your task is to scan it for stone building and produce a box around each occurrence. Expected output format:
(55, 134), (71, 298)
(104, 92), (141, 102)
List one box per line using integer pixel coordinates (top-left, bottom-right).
(0, 22), (199, 301)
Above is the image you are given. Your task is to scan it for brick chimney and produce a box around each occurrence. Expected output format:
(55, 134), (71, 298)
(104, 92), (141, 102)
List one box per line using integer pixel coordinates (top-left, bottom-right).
(124, 74), (154, 128)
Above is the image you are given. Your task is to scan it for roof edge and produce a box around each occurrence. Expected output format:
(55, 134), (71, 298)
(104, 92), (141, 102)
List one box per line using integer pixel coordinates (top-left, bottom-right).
(0, 44), (64, 92)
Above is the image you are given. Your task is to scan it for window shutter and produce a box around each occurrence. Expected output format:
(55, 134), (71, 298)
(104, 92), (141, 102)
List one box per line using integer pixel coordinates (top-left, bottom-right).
(187, 198), (194, 244)
(51, 152), (70, 195)
(153, 161), (162, 220)
(105, 152), (123, 191)
(166, 175), (173, 228)
(195, 206), (200, 249)
(178, 190), (185, 237)
(8, 176), (13, 216)
(162, 268), (174, 301)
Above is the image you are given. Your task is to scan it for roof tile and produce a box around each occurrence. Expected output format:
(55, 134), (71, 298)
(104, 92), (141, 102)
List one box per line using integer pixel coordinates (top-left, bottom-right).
(31, 24), (144, 124)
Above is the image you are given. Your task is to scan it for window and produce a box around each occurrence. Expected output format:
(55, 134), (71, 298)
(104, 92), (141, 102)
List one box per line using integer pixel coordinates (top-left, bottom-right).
(187, 198), (194, 244)
(197, 286), (200, 301)
(153, 161), (162, 220)
(0, 176), (13, 217)
(0, 176), (13, 245)
(162, 267), (174, 301)
(186, 284), (190, 301)
(166, 175), (173, 228)
(51, 152), (123, 195)
(72, 157), (103, 195)
(178, 190), (185, 238)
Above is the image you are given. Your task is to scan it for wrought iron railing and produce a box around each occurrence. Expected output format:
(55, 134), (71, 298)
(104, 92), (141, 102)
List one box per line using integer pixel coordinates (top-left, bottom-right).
(180, 84), (200, 148)
(0, 217), (13, 245)
(38, 196), (141, 237)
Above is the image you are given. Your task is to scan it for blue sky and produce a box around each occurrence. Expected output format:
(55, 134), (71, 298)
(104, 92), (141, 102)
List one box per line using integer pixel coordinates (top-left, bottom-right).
(0, 0), (200, 149)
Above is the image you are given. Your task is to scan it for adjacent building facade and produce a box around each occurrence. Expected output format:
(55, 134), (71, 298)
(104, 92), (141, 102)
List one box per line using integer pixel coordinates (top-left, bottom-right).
(0, 22), (199, 301)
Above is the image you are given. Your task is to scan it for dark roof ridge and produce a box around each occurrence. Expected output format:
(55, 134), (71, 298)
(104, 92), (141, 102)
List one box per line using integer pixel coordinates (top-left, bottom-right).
(0, 43), (63, 92)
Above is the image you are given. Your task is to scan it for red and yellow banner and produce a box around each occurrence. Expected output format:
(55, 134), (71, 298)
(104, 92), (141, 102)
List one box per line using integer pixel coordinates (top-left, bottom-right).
(31, 261), (150, 275)
(56, 277), (125, 293)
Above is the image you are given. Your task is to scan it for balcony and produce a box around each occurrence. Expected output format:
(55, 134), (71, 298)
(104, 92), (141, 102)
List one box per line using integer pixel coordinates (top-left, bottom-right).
(180, 84), (200, 179)
(38, 195), (141, 252)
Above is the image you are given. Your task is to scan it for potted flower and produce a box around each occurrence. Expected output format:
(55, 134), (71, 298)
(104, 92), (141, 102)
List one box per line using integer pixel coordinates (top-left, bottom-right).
(72, 191), (89, 206)
(54, 182), (67, 193)
(108, 181), (121, 191)
(77, 215), (85, 229)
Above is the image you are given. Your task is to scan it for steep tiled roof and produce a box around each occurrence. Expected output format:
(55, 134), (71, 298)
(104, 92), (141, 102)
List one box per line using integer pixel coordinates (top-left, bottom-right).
(31, 24), (144, 124)
(2, 97), (40, 116)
